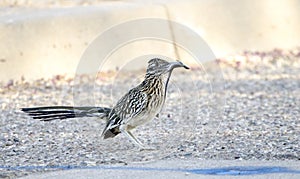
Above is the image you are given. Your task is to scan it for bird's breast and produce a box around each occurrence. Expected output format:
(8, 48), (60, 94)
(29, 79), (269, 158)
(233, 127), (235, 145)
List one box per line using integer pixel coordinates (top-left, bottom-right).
(128, 84), (166, 129)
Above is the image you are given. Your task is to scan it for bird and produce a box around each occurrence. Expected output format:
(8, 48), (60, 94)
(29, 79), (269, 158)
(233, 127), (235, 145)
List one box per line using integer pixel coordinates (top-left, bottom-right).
(21, 58), (189, 148)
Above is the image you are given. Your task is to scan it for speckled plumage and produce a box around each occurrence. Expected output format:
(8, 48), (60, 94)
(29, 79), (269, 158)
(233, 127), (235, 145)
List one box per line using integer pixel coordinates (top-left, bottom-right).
(101, 58), (189, 148)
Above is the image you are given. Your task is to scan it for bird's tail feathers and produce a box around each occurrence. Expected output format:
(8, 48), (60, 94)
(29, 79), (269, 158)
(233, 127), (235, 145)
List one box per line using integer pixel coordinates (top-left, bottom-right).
(21, 106), (111, 121)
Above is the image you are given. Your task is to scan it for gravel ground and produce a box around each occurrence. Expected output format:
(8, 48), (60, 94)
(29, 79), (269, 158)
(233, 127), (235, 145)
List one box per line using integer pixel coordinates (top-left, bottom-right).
(1, 48), (300, 178)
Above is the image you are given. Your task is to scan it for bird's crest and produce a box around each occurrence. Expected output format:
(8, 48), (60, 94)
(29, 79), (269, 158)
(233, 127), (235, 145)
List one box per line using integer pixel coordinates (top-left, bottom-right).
(146, 58), (169, 74)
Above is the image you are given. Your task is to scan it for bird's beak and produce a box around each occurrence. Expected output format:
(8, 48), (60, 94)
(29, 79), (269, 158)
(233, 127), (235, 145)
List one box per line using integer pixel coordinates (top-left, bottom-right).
(168, 61), (190, 71)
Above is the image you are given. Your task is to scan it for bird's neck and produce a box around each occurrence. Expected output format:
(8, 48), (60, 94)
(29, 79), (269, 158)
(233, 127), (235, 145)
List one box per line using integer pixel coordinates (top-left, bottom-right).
(143, 71), (173, 94)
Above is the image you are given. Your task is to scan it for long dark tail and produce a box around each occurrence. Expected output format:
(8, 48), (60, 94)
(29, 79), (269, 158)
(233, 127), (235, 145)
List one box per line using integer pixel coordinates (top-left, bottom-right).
(21, 106), (111, 121)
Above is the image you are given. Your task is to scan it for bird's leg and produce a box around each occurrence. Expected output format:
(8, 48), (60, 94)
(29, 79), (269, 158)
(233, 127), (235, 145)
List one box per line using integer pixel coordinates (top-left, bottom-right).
(119, 124), (145, 149)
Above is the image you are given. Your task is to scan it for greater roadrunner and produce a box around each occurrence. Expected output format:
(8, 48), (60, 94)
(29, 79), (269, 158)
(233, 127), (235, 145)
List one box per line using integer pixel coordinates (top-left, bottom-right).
(22, 58), (189, 148)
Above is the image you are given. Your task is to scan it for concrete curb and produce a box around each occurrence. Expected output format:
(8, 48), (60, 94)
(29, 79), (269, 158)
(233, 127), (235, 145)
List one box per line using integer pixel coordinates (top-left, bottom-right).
(17, 159), (300, 179)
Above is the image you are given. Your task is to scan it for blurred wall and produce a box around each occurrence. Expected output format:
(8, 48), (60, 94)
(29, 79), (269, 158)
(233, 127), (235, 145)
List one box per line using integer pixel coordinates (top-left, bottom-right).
(0, 0), (300, 81)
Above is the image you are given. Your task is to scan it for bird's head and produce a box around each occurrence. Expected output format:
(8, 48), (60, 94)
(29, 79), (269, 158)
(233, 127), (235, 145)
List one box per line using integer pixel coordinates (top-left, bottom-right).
(146, 58), (189, 76)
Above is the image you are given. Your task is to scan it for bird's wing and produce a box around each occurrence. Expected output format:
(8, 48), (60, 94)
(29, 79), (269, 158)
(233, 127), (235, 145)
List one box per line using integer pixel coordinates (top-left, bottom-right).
(21, 106), (111, 121)
(102, 88), (148, 131)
